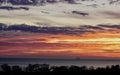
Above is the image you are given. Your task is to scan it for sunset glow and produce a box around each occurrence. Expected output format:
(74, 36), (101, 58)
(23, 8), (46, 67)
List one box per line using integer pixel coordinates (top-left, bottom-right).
(0, 27), (120, 59)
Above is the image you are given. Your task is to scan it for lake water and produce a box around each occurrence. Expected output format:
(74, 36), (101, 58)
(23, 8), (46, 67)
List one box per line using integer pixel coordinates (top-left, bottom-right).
(0, 58), (120, 68)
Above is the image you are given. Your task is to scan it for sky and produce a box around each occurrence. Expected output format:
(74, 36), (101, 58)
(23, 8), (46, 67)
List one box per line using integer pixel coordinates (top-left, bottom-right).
(0, 0), (120, 59)
(0, 24), (120, 59)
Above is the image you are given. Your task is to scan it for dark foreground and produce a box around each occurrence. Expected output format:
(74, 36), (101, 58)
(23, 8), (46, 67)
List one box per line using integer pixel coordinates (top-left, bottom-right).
(0, 64), (120, 75)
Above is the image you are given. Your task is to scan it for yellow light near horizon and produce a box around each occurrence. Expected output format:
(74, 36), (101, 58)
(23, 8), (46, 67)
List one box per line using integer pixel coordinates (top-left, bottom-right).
(48, 38), (120, 44)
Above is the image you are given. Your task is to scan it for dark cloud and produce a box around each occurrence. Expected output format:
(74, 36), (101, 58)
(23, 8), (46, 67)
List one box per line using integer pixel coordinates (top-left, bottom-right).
(98, 24), (120, 29)
(0, 23), (120, 36)
(72, 11), (89, 16)
(80, 25), (104, 30)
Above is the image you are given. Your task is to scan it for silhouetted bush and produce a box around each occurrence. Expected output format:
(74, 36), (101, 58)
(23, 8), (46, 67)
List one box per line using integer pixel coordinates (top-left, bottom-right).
(1, 64), (120, 74)
(12, 65), (22, 72)
(1, 64), (11, 72)
(25, 64), (50, 73)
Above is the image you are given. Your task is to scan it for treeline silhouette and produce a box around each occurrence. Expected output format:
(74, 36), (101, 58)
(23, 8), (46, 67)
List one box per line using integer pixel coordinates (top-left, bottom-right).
(0, 64), (120, 75)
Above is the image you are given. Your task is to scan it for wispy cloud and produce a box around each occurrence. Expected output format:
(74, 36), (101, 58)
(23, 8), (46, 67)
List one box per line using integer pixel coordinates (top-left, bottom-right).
(101, 11), (120, 19)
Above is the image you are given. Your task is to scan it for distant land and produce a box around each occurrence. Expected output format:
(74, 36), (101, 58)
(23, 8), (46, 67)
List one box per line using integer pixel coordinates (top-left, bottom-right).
(1, 57), (120, 61)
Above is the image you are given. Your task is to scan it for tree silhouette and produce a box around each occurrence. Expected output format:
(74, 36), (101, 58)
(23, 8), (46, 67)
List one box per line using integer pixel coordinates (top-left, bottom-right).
(1, 64), (11, 72)
(0, 64), (120, 74)
(12, 65), (22, 72)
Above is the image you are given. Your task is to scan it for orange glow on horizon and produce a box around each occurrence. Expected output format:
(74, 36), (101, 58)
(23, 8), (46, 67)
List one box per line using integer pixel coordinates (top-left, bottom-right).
(0, 30), (120, 58)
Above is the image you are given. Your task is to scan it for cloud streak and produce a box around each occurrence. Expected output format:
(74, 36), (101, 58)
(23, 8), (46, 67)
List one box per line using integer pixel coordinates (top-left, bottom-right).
(0, 23), (120, 35)
(101, 11), (120, 19)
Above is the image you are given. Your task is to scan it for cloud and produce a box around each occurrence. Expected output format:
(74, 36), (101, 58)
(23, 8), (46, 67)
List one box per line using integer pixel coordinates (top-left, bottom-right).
(102, 50), (120, 54)
(0, 23), (120, 36)
(6, 38), (48, 43)
(98, 24), (120, 29)
(102, 11), (120, 19)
